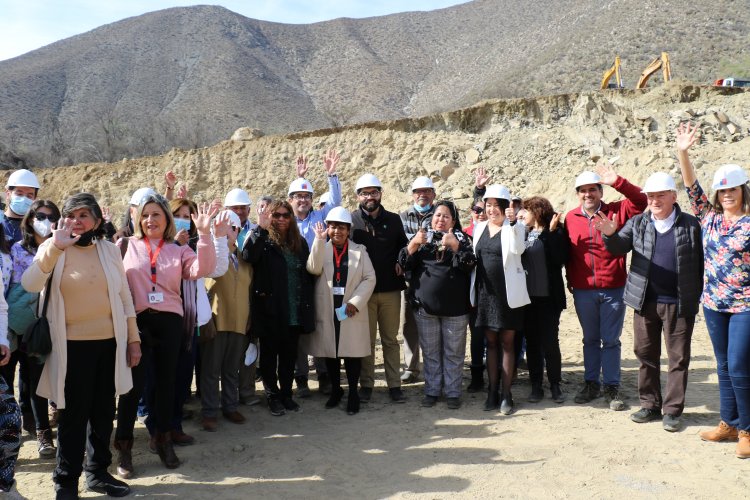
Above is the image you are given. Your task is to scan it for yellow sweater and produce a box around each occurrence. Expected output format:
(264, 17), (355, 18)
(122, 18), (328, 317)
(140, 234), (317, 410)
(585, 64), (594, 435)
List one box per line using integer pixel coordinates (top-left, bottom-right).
(205, 249), (253, 335)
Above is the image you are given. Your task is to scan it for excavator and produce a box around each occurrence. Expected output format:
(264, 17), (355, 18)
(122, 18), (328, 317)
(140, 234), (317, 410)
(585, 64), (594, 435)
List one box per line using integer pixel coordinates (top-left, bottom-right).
(600, 56), (624, 89)
(636, 52), (672, 89)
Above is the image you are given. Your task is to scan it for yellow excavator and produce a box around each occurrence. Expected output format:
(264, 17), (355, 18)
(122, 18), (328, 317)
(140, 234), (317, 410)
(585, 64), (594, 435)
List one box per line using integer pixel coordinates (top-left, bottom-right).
(600, 56), (624, 89)
(636, 52), (672, 89)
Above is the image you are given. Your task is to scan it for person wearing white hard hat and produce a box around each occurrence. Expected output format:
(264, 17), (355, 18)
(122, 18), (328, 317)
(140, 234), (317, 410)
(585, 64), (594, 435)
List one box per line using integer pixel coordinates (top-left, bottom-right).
(676, 123), (750, 457)
(350, 174), (409, 403)
(564, 161), (647, 411)
(224, 188), (254, 251)
(306, 207), (375, 415)
(470, 184), (529, 414)
(3, 169), (41, 245)
(318, 191), (332, 211)
(596, 170), (703, 432)
(398, 175), (437, 384)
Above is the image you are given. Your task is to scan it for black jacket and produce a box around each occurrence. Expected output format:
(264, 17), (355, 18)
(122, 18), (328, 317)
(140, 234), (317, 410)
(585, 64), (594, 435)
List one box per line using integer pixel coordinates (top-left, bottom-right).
(529, 227), (570, 312)
(603, 204), (704, 316)
(242, 227), (315, 337)
(351, 207), (407, 293)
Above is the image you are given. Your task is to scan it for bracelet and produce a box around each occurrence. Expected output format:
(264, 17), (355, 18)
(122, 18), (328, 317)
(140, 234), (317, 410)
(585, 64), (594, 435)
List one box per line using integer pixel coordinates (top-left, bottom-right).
(166, 186), (174, 190)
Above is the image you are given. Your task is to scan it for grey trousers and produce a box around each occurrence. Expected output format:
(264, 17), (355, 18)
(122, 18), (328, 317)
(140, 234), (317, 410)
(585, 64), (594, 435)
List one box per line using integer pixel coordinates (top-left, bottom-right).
(238, 336), (257, 400)
(200, 331), (245, 417)
(402, 291), (420, 374)
(414, 308), (468, 398)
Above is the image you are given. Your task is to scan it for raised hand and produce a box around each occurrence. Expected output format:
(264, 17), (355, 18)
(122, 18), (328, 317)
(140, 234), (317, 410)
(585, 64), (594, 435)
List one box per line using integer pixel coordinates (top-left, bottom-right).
(213, 211), (232, 238)
(313, 221), (327, 240)
(209, 198), (223, 215)
(296, 155), (309, 178)
(550, 212), (561, 231)
(676, 122), (699, 151)
(595, 160), (618, 186)
(176, 184), (188, 199)
(192, 202), (220, 235)
(592, 212), (617, 236)
(165, 171), (177, 189)
(505, 207), (516, 223)
(441, 231), (459, 252)
(323, 149), (340, 175)
(52, 217), (80, 250)
(408, 228), (428, 254)
(175, 229), (190, 246)
(475, 166), (490, 188)
(102, 206), (111, 224)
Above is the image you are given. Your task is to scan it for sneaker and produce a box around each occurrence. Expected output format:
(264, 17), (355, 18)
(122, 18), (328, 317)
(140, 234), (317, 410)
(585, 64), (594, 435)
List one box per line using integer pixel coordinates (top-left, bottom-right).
(630, 407), (662, 423)
(603, 385), (626, 411)
(662, 414), (681, 432)
(37, 428), (57, 458)
(85, 471), (130, 497)
(574, 381), (601, 404)
(446, 397), (461, 409)
(527, 383), (543, 403)
(267, 398), (286, 417)
(281, 397), (300, 412)
(420, 395), (438, 407)
(389, 387), (407, 404)
(295, 377), (311, 399)
(401, 370), (419, 384)
(500, 393), (514, 415)
(359, 387), (373, 402)
(700, 420), (739, 442)
(550, 383), (566, 403)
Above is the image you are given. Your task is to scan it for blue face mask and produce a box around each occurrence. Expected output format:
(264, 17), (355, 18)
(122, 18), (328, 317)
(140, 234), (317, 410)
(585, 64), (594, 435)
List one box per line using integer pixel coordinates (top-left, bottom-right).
(174, 218), (191, 233)
(9, 195), (33, 216)
(414, 203), (432, 214)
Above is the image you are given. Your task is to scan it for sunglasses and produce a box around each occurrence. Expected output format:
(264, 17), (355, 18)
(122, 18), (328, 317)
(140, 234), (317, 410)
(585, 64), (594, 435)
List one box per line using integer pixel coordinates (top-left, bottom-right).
(272, 212), (291, 219)
(471, 206), (484, 214)
(35, 212), (60, 223)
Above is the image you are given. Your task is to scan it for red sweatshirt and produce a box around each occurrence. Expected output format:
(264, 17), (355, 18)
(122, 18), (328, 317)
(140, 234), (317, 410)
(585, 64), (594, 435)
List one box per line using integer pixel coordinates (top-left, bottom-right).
(565, 176), (647, 290)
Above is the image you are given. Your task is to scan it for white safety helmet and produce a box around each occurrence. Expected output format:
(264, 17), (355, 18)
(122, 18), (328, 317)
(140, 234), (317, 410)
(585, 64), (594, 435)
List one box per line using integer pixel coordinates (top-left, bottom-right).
(288, 178), (314, 196)
(482, 184), (512, 202)
(325, 206), (353, 225)
(411, 176), (435, 191)
(318, 191), (332, 206)
(224, 188), (252, 207)
(355, 173), (383, 192)
(641, 172), (677, 193)
(129, 187), (157, 206)
(218, 209), (242, 228)
(711, 164), (749, 190)
(574, 171), (602, 189)
(6, 169), (40, 189)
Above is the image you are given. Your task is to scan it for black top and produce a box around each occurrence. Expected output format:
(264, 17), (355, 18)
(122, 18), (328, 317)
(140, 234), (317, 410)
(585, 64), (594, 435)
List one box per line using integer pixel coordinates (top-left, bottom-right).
(351, 207), (408, 293)
(645, 226), (679, 304)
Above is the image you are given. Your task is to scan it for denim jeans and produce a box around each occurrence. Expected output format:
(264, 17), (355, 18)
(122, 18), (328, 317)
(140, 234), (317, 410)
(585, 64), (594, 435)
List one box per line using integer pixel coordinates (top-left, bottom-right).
(573, 287), (626, 387)
(703, 307), (750, 431)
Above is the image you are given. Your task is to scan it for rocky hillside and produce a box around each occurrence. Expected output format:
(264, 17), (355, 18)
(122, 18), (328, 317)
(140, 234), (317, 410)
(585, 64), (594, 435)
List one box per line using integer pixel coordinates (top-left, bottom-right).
(0, 0), (748, 167)
(5, 83), (748, 226)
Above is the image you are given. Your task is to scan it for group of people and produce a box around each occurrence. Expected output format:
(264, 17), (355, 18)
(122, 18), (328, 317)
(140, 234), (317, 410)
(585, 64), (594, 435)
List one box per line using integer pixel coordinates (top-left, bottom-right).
(0, 123), (747, 498)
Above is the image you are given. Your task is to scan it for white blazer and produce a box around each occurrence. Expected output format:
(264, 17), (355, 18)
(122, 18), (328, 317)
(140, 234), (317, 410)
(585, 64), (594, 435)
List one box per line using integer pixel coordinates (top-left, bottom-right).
(470, 220), (530, 309)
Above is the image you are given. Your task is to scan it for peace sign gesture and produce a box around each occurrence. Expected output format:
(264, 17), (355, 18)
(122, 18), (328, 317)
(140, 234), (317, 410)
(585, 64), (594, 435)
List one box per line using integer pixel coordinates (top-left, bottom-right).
(313, 221), (327, 240)
(52, 218), (80, 250)
(591, 212), (617, 236)
(323, 149), (340, 175)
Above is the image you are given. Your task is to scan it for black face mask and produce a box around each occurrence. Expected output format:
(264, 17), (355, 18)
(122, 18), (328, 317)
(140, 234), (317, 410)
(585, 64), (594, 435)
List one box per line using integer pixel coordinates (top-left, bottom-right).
(74, 230), (97, 247)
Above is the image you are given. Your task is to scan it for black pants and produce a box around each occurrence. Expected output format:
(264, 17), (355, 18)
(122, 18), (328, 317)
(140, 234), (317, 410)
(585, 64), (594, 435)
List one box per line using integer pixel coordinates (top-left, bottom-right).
(324, 357), (361, 392)
(260, 331), (300, 399)
(116, 311), (182, 438)
(27, 356), (50, 430)
(0, 350), (32, 417)
(523, 297), (563, 385)
(54, 339), (116, 486)
(468, 312), (485, 369)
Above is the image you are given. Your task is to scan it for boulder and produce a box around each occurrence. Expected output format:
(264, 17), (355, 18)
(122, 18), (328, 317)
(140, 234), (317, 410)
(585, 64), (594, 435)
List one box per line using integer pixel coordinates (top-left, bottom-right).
(465, 148), (481, 164)
(231, 127), (264, 141)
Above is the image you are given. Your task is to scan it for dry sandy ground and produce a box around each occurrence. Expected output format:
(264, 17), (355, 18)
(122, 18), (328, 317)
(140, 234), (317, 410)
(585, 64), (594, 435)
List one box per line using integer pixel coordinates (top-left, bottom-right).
(13, 306), (749, 499)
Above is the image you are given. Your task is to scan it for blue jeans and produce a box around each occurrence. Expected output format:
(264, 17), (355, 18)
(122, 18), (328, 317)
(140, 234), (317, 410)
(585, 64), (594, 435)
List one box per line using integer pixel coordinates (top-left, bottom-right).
(573, 287), (626, 387)
(703, 307), (750, 431)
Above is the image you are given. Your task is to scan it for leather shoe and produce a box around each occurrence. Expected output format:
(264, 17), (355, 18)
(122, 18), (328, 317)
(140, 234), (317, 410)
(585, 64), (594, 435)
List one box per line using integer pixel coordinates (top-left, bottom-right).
(201, 416), (219, 432)
(223, 410), (246, 424)
(85, 471), (130, 497)
(55, 482), (79, 500)
(358, 386), (373, 402)
(170, 430), (195, 445)
(389, 387), (406, 403)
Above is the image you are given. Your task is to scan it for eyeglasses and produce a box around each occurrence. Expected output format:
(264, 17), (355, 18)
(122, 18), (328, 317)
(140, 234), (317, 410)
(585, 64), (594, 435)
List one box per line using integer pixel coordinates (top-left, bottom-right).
(291, 193), (312, 201)
(471, 206), (484, 214)
(272, 212), (291, 219)
(358, 189), (381, 198)
(35, 212), (60, 223)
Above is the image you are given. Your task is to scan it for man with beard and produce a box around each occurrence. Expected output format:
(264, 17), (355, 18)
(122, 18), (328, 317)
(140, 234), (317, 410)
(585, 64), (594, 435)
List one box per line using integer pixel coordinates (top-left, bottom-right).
(351, 174), (408, 403)
(288, 149), (342, 396)
(398, 176), (437, 383)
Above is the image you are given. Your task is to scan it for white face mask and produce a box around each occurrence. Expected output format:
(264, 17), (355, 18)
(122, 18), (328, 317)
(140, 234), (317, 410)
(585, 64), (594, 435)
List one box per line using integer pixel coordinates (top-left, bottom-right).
(32, 218), (53, 238)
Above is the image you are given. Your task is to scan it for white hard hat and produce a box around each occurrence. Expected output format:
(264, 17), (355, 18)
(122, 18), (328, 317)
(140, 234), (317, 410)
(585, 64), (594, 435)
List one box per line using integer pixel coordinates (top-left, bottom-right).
(641, 172), (677, 193)
(325, 206), (353, 225)
(288, 178), (314, 196)
(224, 188), (252, 207)
(219, 209), (242, 228)
(6, 169), (40, 189)
(355, 173), (383, 192)
(712, 164), (749, 190)
(483, 184), (511, 202)
(411, 176), (435, 191)
(129, 187), (157, 206)
(574, 171), (602, 189)
(318, 191), (332, 205)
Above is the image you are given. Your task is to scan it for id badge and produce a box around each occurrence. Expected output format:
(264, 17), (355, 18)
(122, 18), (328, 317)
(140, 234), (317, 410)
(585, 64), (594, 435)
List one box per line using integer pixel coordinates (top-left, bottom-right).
(332, 286), (345, 296)
(148, 292), (164, 304)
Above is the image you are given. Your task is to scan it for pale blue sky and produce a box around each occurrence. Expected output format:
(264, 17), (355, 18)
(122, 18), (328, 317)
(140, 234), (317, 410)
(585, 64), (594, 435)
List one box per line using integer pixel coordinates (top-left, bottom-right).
(0, 1), (469, 61)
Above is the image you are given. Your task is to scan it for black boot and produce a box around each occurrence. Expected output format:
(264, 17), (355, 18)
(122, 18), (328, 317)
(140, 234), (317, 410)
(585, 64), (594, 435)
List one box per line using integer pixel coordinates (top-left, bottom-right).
(483, 387), (500, 411)
(326, 387), (344, 409)
(346, 389), (360, 415)
(467, 367), (485, 393)
(85, 470), (130, 497)
(550, 383), (566, 403)
(528, 382), (544, 403)
(55, 480), (79, 500)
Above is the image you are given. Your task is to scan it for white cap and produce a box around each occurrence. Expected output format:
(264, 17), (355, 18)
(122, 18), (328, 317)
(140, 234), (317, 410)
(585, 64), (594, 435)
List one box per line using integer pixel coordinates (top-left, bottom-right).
(318, 191), (332, 205)
(224, 188), (252, 207)
(355, 173), (383, 192)
(219, 209), (242, 228)
(6, 169), (40, 189)
(411, 176), (435, 191)
(574, 171), (602, 189)
(712, 164), (749, 190)
(288, 178), (314, 196)
(641, 172), (677, 193)
(129, 187), (157, 206)
(325, 206), (353, 225)
(483, 184), (511, 202)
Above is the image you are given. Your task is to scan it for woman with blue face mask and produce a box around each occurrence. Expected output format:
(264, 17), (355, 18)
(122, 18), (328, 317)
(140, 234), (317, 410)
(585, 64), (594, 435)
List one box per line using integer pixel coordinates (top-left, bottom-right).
(3, 169), (41, 245)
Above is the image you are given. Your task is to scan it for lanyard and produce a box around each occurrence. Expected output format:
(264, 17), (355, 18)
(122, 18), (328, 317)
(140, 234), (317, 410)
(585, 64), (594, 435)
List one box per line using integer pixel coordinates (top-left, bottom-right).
(144, 237), (165, 291)
(332, 241), (348, 285)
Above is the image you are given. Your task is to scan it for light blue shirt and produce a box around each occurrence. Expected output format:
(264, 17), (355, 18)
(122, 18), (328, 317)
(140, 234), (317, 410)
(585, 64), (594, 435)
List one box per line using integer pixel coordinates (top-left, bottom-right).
(295, 175), (342, 249)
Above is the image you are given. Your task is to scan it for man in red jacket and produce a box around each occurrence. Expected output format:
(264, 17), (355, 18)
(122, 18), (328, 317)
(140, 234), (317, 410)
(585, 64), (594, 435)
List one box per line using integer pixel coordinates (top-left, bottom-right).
(565, 162), (647, 410)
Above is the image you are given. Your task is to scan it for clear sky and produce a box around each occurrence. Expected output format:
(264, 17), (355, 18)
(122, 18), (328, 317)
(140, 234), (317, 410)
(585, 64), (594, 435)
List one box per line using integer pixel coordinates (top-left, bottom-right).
(0, 0), (470, 61)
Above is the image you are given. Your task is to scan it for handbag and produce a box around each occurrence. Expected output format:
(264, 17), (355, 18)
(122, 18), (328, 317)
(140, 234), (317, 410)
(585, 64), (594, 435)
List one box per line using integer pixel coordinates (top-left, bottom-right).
(25, 270), (54, 358)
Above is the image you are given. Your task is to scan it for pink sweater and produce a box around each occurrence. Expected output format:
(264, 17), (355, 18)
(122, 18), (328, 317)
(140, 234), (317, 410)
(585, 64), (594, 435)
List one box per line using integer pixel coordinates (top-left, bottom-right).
(122, 236), (216, 315)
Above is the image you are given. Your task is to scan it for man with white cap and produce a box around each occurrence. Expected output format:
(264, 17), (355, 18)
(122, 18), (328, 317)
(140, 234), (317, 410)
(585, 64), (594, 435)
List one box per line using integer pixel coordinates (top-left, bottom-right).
(3, 169), (41, 244)
(350, 174), (409, 403)
(595, 172), (703, 431)
(565, 162), (647, 411)
(288, 149), (342, 395)
(398, 176), (437, 383)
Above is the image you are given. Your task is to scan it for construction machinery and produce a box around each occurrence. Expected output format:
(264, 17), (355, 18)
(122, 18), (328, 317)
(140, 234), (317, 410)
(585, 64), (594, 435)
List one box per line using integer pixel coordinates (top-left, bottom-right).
(600, 56), (624, 89)
(714, 77), (750, 88)
(636, 52), (672, 89)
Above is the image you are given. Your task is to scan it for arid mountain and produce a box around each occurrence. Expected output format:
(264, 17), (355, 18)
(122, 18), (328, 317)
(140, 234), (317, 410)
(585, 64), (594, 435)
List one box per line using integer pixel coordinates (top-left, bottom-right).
(0, 0), (748, 167)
